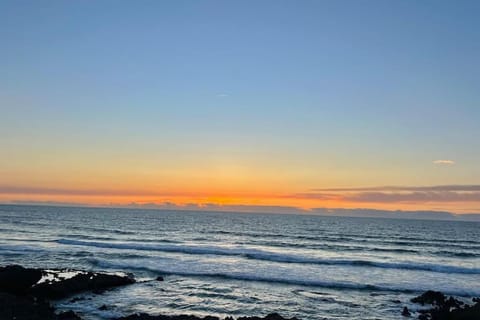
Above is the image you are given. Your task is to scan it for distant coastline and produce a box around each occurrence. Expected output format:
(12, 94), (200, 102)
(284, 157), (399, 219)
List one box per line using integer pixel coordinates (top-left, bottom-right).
(1, 203), (479, 222)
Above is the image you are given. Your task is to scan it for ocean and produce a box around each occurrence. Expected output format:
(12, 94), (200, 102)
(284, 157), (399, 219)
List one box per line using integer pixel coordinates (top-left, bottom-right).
(0, 204), (479, 319)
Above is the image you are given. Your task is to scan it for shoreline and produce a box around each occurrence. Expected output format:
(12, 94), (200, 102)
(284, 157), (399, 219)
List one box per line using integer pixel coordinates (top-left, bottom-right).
(1, 264), (479, 320)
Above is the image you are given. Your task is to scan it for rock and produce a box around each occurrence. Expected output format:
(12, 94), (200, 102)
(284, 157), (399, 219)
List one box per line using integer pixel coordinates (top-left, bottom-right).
(444, 296), (463, 310)
(57, 310), (82, 320)
(411, 290), (480, 320)
(115, 314), (220, 320)
(92, 288), (106, 294)
(0, 292), (56, 320)
(401, 307), (411, 317)
(238, 313), (299, 320)
(0, 265), (42, 294)
(156, 276), (164, 281)
(31, 272), (135, 299)
(114, 313), (298, 320)
(99, 304), (109, 310)
(411, 290), (446, 306)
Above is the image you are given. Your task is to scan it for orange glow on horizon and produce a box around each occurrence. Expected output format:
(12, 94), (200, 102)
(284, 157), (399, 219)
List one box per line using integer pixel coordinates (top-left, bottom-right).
(1, 188), (478, 214)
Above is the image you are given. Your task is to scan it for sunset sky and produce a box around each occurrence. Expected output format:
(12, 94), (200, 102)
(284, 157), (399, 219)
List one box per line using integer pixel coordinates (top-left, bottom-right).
(1, 1), (479, 214)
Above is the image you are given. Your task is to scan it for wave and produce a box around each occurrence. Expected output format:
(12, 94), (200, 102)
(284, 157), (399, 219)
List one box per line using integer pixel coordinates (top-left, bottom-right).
(67, 225), (136, 235)
(89, 258), (480, 297)
(212, 230), (480, 248)
(0, 244), (49, 253)
(435, 251), (480, 258)
(231, 239), (479, 258)
(57, 239), (480, 274)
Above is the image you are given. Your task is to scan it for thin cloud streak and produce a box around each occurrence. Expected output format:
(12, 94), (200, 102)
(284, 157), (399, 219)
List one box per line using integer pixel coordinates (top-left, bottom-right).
(295, 185), (480, 203)
(311, 185), (480, 192)
(433, 160), (455, 165)
(343, 191), (480, 203)
(0, 186), (175, 197)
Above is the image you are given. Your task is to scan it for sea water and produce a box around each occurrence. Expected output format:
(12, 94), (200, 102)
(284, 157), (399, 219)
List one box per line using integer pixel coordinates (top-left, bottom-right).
(0, 205), (479, 319)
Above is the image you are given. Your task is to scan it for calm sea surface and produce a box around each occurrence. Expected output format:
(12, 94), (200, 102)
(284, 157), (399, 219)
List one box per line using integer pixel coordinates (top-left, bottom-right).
(1, 205), (479, 319)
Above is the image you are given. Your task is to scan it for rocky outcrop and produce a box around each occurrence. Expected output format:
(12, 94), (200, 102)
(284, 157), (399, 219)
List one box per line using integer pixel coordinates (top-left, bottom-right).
(0, 265), (136, 320)
(410, 290), (480, 320)
(30, 271), (135, 299)
(115, 313), (299, 320)
(0, 292), (54, 320)
(0, 265), (42, 294)
(411, 290), (448, 306)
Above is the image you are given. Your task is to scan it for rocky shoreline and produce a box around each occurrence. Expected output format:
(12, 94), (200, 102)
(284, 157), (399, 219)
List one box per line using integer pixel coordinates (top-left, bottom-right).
(1, 265), (479, 320)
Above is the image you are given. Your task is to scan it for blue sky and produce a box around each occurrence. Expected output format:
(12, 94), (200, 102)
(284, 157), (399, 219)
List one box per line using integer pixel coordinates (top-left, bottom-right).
(1, 0), (479, 212)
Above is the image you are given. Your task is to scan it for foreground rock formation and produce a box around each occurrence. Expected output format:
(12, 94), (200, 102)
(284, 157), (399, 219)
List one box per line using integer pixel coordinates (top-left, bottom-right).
(0, 265), (135, 320)
(408, 290), (480, 320)
(0, 265), (299, 320)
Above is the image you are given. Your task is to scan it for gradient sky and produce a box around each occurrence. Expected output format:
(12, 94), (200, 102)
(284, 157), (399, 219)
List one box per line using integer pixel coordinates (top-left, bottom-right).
(1, 0), (479, 213)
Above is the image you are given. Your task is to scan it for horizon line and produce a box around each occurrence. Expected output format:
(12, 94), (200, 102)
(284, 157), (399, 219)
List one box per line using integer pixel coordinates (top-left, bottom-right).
(1, 201), (479, 222)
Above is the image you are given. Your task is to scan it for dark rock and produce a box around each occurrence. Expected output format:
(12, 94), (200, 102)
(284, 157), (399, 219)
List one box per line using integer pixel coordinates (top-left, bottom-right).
(99, 304), (109, 310)
(401, 307), (411, 317)
(115, 314), (220, 320)
(238, 313), (299, 320)
(156, 276), (164, 281)
(31, 272), (135, 299)
(0, 292), (56, 320)
(411, 290), (480, 320)
(114, 313), (298, 320)
(444, 296), (463, 310)
(92, 288), (106, 294)
(57, 310), (82, 320)
(411, 290), (446, 306)
(0, 265), (42, 294)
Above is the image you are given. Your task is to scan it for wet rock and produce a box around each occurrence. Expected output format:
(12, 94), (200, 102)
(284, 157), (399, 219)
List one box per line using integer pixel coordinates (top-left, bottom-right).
(156, 276), (164, 281)
(411, 290), (480, 320)
(238, 313), (299, 320)
(92, 288), (106, 294)
(57, 310), (82, 320)
(411, 290), (446, 306)
(99, 304), (109, 310)
(401, 307), (411, 317)
(0, 292), (56, 320)
(31, 272), (135, 299)
(0, 265), (42, 294)
(115, 314), (220, 320)
(115, 313), (298, 320)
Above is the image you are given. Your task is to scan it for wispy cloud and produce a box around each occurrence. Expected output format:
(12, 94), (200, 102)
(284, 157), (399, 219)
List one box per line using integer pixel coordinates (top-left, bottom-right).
(343, 191), (480, 203)
(122, 202), (303, 214)
(0, 186), (176, 197)
(312, 185), (480, 192)
(295, 185), (480, 203)
(433, 159), (455, 165)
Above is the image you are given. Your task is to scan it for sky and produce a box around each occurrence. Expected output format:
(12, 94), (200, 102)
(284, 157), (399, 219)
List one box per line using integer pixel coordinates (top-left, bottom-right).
(1, 0), (479, 214)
